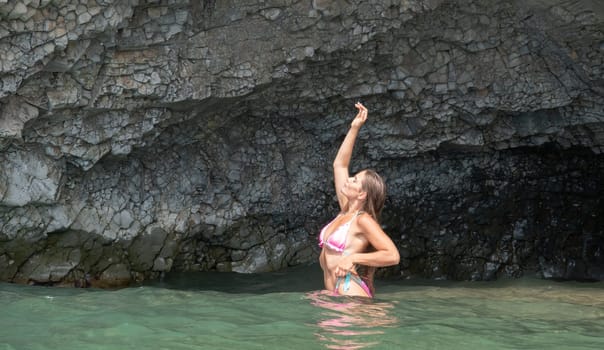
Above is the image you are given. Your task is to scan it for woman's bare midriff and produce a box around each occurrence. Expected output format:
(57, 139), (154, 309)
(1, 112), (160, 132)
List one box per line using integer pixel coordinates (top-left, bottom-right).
(320, 227), (370, 297)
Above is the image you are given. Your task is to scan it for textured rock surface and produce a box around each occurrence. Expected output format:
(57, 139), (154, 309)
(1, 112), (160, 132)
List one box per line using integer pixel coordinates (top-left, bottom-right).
(0, 0), (603, 286)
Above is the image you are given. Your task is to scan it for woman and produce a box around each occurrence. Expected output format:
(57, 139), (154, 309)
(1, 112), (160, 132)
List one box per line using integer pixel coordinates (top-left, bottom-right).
(318, 102), (400, 298)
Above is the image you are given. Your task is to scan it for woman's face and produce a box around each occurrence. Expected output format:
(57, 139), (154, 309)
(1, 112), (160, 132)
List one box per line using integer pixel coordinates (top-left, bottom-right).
(341, 171), (366, 199)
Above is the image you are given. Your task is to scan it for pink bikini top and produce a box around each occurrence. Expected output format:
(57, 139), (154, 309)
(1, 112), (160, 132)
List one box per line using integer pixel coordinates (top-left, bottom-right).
(318, 212), (361, 253)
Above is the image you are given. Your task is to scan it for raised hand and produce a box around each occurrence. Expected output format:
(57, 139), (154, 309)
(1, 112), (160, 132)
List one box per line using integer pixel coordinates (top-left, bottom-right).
(351, 102), (368, 129)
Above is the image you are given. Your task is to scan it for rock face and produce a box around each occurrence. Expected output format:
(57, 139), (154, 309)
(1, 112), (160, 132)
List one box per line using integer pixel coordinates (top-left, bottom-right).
(0, 0), (603, 286)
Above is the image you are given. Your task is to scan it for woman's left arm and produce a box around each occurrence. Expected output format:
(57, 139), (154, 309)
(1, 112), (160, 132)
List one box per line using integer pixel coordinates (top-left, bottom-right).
(335, 215), (400, 276)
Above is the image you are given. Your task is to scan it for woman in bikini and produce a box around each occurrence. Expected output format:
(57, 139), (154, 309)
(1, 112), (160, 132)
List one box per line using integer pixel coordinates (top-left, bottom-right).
(318, 102), (400, 298)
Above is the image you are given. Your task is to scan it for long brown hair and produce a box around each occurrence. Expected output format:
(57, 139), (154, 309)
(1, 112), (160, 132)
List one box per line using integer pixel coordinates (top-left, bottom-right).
(360, 169), (386, 220)
(359, 169), (386, 295)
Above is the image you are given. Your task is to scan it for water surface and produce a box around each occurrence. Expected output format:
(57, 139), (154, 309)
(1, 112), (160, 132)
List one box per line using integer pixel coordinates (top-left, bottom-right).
(1, 265), (603, 350)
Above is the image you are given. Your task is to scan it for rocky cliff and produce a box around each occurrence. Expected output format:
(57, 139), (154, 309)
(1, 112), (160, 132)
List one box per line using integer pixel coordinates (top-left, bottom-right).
(0, 0), (603, 287)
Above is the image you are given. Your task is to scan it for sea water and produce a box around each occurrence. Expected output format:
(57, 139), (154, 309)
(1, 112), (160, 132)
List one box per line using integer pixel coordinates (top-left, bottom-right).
(1, 265), (602, 350)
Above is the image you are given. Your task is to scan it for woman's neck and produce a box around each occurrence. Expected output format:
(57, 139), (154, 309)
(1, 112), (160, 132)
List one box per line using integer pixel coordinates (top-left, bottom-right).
(345, 201), (364, 214)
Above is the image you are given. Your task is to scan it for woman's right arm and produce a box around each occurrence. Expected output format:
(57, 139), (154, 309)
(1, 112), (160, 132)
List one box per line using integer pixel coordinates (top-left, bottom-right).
(333, 103), (368, 211)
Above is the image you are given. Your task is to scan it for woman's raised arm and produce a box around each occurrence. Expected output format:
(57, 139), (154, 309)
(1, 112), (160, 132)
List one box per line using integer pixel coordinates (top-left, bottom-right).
(333, 102), (368, 211)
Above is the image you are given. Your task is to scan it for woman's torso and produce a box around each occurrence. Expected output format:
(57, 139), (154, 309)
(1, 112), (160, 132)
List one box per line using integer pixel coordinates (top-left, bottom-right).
(319, 212), (370, 294)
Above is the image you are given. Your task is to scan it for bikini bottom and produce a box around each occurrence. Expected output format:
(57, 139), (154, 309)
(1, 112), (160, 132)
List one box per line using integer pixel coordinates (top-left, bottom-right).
(334, 272), (372, 298)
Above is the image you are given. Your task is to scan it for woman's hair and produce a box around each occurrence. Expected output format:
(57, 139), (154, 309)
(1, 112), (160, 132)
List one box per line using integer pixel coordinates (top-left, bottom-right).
(360, 169), (386, 221)
(359, 169), (386, 295)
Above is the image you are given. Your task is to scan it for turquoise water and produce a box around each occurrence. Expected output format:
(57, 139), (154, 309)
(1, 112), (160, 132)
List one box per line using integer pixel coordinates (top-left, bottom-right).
(1, 266), (603, 350)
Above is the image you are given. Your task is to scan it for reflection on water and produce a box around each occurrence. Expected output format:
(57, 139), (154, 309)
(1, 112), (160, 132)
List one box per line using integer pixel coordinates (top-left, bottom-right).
(306, 291), (398, 349)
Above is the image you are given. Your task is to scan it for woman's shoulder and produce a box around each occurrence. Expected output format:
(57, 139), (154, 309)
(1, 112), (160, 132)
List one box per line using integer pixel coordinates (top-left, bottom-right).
(354, 213), (386, 240)
(355, 211), (379, 227)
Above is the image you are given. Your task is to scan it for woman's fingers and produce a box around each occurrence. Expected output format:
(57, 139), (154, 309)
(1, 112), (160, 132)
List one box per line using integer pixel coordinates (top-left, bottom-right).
(351, 102), (368, 127)
(355, 102), (367, 111)
(355, 103), (368, 118)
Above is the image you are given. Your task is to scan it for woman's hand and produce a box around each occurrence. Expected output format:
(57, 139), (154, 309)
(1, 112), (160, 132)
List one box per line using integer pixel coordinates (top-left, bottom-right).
(334, 253), (355, 277)
(351, 102), (368, 129)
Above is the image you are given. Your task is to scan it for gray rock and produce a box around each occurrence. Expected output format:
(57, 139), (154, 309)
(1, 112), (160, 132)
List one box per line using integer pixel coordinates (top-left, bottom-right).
(0, 0), (602, 286)
(0, 147), (63, 206)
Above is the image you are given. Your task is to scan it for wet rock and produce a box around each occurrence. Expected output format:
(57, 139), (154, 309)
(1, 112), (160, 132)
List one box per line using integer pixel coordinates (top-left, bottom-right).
(128, 226), (167, 271)
(15, 247), (80, 284)
(96, 263), (132, 288)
